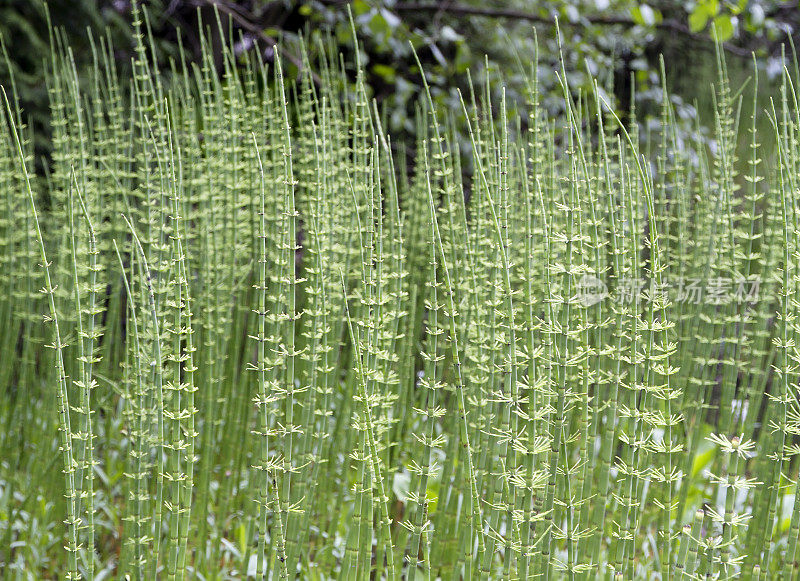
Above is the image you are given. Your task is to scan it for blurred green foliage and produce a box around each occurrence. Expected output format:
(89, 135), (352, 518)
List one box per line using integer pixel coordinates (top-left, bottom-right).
(0, 0), (796, 155)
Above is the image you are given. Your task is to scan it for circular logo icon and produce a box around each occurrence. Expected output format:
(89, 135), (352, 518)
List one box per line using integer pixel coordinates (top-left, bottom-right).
(577, 275), (608, 306)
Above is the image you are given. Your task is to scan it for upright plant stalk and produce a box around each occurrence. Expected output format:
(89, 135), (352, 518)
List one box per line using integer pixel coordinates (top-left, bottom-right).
(4, 89), (79, 580)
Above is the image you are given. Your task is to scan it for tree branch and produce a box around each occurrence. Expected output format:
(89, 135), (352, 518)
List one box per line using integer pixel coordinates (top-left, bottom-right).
(198, 0), (323, 86)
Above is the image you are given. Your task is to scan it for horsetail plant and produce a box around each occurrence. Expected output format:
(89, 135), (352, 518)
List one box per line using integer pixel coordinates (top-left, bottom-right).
(9, 9), (800, 581)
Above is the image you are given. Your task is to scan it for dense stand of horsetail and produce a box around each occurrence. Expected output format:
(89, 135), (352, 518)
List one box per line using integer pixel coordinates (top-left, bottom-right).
(4, 7), (800, 580)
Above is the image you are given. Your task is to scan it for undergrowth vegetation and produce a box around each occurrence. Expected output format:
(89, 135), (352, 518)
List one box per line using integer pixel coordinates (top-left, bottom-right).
(3, 8), (800, 580)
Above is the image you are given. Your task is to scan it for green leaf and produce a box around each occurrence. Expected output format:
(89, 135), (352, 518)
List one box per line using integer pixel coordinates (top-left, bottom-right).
(632, 4), (657, 26)
(702, 0), (720, 17)
(712, 14), (734, 41)
(689, 9), (710, 32)
(352, 0), (370, 16)
(372, 63), (396, 82)
(731, 0), (747, 15)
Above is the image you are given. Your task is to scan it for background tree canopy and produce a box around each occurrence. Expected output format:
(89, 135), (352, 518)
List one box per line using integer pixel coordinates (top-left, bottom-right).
(1, 0), (795, 162)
